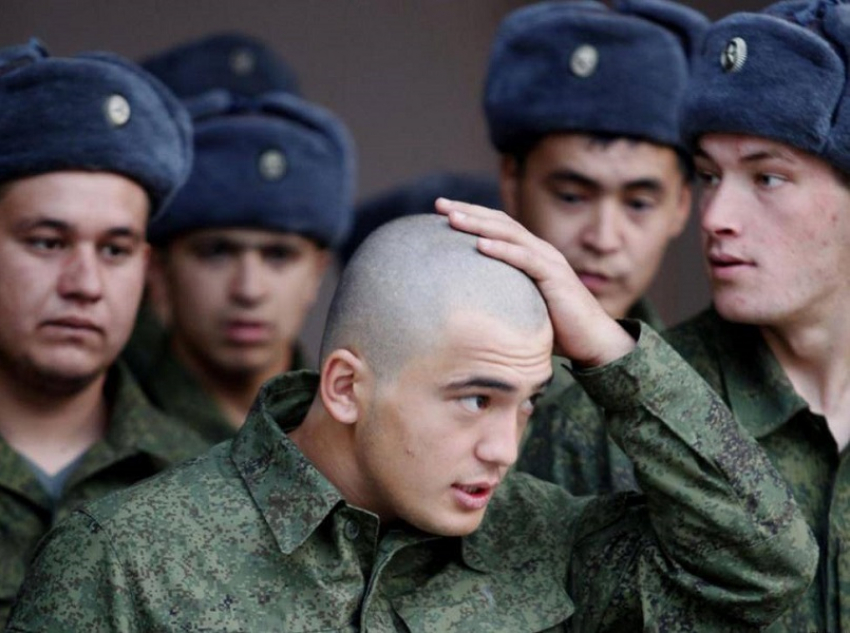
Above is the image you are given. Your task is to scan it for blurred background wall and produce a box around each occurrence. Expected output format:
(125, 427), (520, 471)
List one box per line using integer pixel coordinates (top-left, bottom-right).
(0, 0), (771, 361)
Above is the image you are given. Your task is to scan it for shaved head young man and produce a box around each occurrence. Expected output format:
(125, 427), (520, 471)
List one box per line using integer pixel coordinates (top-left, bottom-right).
(8, 209), (816, 631)
(0, 40), (206, 626)
(663, 2), (850, 630)
(483, 0), (707, 494)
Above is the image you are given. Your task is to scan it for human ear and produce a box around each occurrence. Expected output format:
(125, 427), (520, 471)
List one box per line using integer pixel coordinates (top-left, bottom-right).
(319, 348), (367, 425)
(499, 154), (521, 219)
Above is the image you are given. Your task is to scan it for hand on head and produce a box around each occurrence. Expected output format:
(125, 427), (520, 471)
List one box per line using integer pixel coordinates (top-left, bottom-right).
(435, 197), (635, 367)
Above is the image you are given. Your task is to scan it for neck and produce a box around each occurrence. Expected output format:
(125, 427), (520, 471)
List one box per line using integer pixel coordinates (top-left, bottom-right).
(289, 399), (388, 519)
(174, 341), (293, 431)
(761, 307), (850, 449)
(0, 368), (108, 474)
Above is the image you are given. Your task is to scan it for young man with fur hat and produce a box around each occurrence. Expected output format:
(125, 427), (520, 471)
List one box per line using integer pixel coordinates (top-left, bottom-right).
(667, 1), (850, 629)
(8, 206), (817, 631)
(123, 32), (303, 390)
(0, 39), (205, 626)
(122, 90), (354, 444)
(482, 0), (707, 494)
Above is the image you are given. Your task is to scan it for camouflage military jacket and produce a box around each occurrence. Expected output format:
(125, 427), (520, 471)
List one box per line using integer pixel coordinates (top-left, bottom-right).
(517, 298), (664, 494)
(123, 306), (308, 445)
(7, 326), (816, 632)
(666, 307), (850, 633)
(0, 362), (208, 628)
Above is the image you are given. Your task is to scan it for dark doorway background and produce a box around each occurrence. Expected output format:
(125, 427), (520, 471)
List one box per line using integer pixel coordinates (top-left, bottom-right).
(0, 0), (771, 360)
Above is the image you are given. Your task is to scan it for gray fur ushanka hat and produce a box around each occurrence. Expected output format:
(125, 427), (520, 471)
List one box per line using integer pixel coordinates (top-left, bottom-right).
(148, 90), (355, 248)
(682, 0), (850, 173)
(0, 39), (193, 217)
(484, 0), (709, 154)
(140, 32), (300, 99)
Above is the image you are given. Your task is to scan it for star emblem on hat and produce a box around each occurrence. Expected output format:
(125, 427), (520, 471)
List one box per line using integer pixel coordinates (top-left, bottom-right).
(570, 44), (599, 78)
(258, 148), (287, 181)
(230, 48), (256, 76)
(721, 37), (748, 73)
(104, 94), (131, 127)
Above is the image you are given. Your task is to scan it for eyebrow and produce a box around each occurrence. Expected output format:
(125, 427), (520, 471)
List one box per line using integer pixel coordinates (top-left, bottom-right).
(549, 170), (664, 193)
(108, 227), (145, 241)
(549, 170), (599, 190)
(441, 375), (553, 394)
(12, 218), (143, 241)
(12, 218), (70, 233)
(739, 149), (798, 165)
(694, 147), (798, 165)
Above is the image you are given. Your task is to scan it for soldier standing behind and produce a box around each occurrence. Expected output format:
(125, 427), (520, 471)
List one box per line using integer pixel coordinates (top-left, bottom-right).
(482, 0), (707, 494)
(669, 1), (850, 629)
(0, 39), (203, 626)
(124, 89), (354, 444)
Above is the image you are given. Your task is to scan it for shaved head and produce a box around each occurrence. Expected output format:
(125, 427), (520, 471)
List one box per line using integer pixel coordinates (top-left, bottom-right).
(321, 214), (549, 380)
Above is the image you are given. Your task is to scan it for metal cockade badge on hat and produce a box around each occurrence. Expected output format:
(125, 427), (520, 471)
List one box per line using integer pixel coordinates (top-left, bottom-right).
(230, 47), (256, 76)
(258, 148), (287, 181)
(570, 44), (599, 78)
(721, 37), (748, 73)
(104, 94), (131, 127)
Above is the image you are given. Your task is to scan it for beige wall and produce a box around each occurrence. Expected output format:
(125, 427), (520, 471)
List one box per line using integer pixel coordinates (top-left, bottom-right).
(0, 0), (770, 361)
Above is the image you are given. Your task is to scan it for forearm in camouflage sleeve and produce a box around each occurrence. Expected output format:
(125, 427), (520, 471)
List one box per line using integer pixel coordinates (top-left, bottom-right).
(572, 323), (817, 629)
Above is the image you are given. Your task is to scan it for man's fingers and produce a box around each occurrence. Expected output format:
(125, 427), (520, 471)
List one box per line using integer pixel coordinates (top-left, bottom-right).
(437, 198), (520, 242)
(437, 197), (560, 257)
(477, 237), (548, 282)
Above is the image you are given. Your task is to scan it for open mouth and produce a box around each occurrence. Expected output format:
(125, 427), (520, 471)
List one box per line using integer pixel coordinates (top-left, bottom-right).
(455, 484), (489, 496)
(452, 482), (495, 510)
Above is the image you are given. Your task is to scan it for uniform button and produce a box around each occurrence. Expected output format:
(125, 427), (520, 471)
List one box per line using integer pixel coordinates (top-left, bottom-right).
(344, 520), (360, 540)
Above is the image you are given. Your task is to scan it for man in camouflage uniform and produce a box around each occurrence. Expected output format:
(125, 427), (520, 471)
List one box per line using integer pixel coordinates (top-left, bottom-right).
(8, 207), (816, 631)
(0, 40), (206, 626)
(122, 90), (354, 444)
(661, 2), (850, 630)
(122, 31), (304, 400)
(482, 0), (706, 494)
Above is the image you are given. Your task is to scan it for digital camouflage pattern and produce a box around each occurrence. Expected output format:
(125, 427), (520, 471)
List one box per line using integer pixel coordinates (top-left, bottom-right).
(122, 304), (308, 445)
(517, 298), (664, 494)
(665, 307), (850, 633)
(0, 362), (209, 628)
(7, 325), (816, 632)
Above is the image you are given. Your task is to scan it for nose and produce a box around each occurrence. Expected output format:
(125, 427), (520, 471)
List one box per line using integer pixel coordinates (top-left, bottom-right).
(229, 251), (268, 305)
(581, 201), (623, 254)
(475, 411), (521, 469)
(700, 180), (742, 238)
(58, 245), (103, 302)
